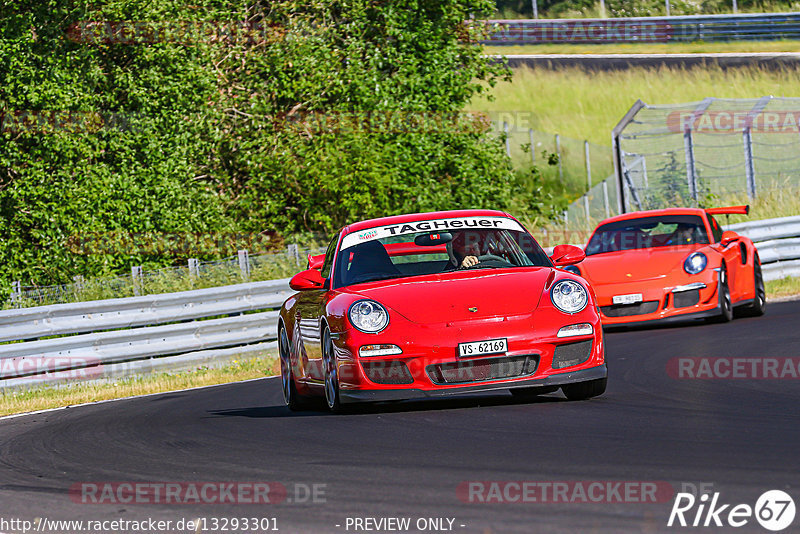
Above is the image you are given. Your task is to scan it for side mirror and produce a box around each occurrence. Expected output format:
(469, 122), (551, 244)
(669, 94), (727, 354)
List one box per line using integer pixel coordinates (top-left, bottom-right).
(290, 268), (326, 291)
(720, 230), (739, 247)
(550, 244), (586, 266)
(307, 253), (325, 270)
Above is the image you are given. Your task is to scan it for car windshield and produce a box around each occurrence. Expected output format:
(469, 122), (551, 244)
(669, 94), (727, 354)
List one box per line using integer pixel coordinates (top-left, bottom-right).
(333, 216), (551, 288)
(585, 215), (710, 256)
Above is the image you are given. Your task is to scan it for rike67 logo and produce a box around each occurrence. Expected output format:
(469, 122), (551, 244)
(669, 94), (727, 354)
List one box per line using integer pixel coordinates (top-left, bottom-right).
(668, 490), (796, 531)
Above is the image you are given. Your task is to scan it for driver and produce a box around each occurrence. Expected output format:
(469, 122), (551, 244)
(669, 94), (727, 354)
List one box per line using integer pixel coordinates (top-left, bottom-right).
(446, 231), (481, 268)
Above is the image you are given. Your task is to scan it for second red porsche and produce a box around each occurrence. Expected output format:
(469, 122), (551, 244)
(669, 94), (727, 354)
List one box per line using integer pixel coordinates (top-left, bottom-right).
(569, 206), (766, 327)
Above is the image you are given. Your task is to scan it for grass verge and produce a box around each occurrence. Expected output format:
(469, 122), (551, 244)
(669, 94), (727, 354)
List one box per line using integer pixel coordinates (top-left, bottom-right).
(766, 275), (800, 300)
(0, 354), (279, 417)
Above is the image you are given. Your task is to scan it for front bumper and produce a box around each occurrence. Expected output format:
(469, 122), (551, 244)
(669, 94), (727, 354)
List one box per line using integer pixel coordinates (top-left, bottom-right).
(595, 270), (722, 327)
(330, 305), (606, 403)
(340, 364), (608, 403)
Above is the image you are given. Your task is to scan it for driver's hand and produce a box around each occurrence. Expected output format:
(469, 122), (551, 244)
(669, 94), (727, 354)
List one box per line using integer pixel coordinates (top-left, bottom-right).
(460, 255), (479, 268)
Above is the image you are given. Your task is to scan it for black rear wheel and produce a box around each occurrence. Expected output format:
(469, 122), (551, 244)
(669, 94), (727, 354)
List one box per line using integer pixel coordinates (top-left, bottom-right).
(738, 255), (766, 317)
(280, 327), (310, 411)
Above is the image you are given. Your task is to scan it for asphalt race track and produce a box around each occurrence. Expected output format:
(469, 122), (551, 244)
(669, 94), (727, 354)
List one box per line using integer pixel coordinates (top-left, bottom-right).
(1, 301), (799, 534)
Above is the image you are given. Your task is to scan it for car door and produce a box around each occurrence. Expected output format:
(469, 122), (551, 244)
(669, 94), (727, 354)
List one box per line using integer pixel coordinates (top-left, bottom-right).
(707, 214), (740, 297)
(295, 233), (339, 383)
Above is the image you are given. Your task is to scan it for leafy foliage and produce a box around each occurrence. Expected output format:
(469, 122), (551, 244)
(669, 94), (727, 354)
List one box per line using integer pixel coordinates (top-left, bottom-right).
(1, 0), (534, 294)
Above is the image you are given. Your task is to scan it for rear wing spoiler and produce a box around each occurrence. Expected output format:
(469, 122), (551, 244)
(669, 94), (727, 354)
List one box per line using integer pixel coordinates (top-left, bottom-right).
(705, 205), (749, 216)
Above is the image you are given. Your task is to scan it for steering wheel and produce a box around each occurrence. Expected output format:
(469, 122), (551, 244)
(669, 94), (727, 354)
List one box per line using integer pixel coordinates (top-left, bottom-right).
(478, 254), (507, 263)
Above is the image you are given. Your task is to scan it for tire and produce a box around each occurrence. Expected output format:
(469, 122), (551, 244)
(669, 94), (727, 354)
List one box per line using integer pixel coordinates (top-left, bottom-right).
(510, 386), (560, 401)
(714, 266), (733, 323)
(279, 327), (310, 411)
(322, 327), (344, 413)
(561, 377), (607, 401)
(738, 255), (766, 317)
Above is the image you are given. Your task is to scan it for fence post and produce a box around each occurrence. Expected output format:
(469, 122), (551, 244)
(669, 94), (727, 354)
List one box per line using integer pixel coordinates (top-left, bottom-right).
(10, 281), (21, 308)
(532, 0), (538, 19)
(732, 0), (738, 13)
(529, 129), (535, 164)
(665, 0), (670, 16)
(602, 180), (611, 218)
(583, 195), (591, 231)
(238, 250), (251, 281)
(683, 128), (698, 204)
(188, 258), (200, 279)
(287, 243), (300, 265)
(600, 0), (606, 17)
(503, 121), (511, 158)
(72, 275), (84, 299)
(555, 134), (563, 181)
(584, 140), (592, 189)
(743, 126), (756, 200)
(131, 266), (143, 296)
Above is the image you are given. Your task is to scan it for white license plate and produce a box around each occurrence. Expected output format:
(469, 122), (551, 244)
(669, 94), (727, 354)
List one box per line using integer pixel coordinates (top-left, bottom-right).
(613, 293), (643, 305)
(458, 338), (508, 358)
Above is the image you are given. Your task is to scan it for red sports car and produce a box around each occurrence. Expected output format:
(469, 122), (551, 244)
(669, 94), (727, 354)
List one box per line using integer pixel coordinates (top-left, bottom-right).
(569, 206), (766, 327)
(278, 209), (607, 412)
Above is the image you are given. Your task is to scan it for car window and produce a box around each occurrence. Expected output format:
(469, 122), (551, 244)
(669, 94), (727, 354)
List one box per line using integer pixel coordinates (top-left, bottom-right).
(586, 215), (710, 255)
(706, 214), (724, 243)
(332, 217), (550, 288)
(319, 232), (339, 280)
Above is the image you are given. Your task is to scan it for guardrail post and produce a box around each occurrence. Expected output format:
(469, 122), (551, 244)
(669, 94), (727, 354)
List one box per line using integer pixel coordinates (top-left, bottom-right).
(529, 129), (535, 164)
(743, 126), (757, 200)
(555, 134), (563, 181)
(238, 250), (251, 281)
(503, 121), (511, 158)
(188, 258), (200, 279)
(10, 281), (21, 308)
(683, 128), (698, 204)
(131, 266), (143, 296)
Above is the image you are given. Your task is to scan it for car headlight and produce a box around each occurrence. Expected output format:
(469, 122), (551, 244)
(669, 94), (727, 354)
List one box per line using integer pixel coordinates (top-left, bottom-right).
(551, 280), (588, 314)
(348, 300), (389, 333)
(683, 252), (707, 274)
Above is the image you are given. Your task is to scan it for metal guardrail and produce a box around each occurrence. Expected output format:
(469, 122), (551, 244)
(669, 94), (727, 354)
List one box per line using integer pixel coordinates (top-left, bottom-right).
(485, 13), (800, 45)
(0, 278), (292, 343)
(727, 215), (800, 281)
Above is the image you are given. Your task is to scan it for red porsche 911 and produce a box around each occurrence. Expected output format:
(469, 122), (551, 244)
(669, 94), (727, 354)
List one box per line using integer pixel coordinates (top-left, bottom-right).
(277, 209), (607, 412)
(570, 206), (766, 327)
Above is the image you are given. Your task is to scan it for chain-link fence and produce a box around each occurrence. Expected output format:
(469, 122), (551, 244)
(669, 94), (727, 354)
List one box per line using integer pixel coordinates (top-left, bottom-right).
(4, 245), (324, 309)
(613, 97), (800, 212)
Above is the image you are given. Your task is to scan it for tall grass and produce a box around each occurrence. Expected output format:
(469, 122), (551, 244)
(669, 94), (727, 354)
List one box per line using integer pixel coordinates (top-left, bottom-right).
(470, 64), (800, 146)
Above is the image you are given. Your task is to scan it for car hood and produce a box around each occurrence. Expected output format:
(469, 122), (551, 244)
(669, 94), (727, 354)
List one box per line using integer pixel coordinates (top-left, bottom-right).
(581, 246), (704, 284)
(347, 268), (552, 324)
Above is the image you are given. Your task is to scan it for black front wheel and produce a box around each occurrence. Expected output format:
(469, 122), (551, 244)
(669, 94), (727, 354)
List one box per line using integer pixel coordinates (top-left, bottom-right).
(323, 328), (344, 413)
(715, 266), (733, 323)
(561, 378), (607, 401)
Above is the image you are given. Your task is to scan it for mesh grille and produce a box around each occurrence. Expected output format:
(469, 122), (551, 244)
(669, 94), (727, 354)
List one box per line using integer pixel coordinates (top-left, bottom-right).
(673, 289), (701, 308)
(361, 360), (414, 385)
(427, 355), (538, 385)
(552, 340), (593, 369)
(601, 300), (659, 317)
